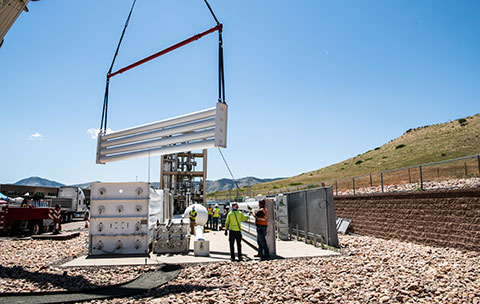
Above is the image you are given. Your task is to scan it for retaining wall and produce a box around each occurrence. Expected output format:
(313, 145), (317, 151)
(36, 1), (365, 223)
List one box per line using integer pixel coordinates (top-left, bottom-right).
(334, 189), (480, 251)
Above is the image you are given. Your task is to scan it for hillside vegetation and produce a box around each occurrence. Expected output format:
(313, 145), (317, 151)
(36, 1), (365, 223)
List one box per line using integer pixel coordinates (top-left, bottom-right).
(209, 114), (480, 197)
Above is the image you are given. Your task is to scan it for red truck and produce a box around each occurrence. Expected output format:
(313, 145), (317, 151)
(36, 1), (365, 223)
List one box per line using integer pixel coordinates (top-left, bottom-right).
(0, 200), (58, 235)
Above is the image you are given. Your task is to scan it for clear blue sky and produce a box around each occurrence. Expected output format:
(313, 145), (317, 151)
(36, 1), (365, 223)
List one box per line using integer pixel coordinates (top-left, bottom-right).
(1, 0), (479, 185)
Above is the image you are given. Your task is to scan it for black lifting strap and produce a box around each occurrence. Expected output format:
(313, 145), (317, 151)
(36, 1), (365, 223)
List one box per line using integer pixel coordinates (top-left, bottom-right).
(204, 0), (226, 105)
(100, 0), (137, 133)
(100, 0), (225, 134)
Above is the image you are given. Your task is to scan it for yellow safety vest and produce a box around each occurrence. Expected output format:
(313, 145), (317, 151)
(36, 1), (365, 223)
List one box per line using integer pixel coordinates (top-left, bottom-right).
(225, 210), (249, 231)
(207, 207), (213, 215)
(189, 209), (197, 221)
(255, 208), (268, 226)
(213, 208), (220, 217)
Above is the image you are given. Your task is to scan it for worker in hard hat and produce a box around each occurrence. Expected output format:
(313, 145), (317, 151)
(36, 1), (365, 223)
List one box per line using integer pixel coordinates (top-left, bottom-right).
(189, 206), (197, 234)
(252, 199), (270, 259)
(207, 205), (213, 229)
(225, 202), (249, 262)
(212, 204), (220, 231)
(221, 205), (230, 230)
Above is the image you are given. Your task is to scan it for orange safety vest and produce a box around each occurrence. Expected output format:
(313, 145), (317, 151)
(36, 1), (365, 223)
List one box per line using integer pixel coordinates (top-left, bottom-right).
(255, 207), (268, 226)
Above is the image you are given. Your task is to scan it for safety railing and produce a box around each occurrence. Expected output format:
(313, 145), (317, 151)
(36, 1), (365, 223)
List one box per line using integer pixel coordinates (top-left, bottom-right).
(290, 226), (327, 249)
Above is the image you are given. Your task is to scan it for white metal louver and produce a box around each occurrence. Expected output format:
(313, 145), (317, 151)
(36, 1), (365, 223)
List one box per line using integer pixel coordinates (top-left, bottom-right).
(96, 102), (227, 164)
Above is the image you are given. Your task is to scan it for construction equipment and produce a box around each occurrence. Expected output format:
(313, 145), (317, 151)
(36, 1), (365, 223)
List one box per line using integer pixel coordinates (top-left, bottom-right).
(51, 186), (88, 222)
(88, 182), (174, 256)
(96, 0), (227, 165)
(0, 199), (55, 235)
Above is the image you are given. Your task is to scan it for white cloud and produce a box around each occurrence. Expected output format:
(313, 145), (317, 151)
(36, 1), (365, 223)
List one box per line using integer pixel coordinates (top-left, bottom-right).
(29, 132), (43, 141)
(87, 128), (113, 139)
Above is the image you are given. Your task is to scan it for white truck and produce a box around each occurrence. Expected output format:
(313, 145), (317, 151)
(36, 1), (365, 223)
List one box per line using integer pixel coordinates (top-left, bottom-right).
(51, 187), (88, 222)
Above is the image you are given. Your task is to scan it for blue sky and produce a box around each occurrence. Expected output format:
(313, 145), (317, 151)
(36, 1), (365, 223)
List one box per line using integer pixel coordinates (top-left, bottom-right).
(1, 0), (479, 185)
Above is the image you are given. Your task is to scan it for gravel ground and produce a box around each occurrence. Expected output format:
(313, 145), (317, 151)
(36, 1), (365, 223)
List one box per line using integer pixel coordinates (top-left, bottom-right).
(87, 234), (480, 304)
(0, 230), (159, 293)
(1, 179), (479, 302)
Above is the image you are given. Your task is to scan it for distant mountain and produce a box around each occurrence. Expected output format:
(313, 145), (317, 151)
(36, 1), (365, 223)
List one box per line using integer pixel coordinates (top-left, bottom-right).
(206, 177), (283, 193)
(14, 176), (65, 187)
(10, 176), (283, 193)
(126, 177), (284, 193)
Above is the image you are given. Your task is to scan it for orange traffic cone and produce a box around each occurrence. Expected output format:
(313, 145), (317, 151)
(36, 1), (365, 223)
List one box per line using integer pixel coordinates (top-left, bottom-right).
(85, 215), (89, 228)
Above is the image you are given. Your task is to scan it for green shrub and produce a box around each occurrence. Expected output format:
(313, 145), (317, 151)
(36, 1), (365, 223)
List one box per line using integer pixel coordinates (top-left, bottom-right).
(395, 144), (406, 149)
(289, 182), (303, 187)
(307, 184), (317, 189)
(365, 157), (373, 161)
(382, 156), (388, 159)
(441, 152), (446, 157)
(374, 147), (381, 150)
(458, 118), (467, 126)
(273, 186), (278, 189)
(355, 160), (363, 165)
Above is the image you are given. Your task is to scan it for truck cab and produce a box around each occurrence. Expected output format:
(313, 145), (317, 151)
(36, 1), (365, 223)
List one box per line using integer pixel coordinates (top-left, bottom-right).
(54, 187), (88, 222)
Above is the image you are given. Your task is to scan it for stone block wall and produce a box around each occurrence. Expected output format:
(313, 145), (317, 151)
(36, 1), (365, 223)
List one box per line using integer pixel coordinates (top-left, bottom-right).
(334, 189), (480, 251)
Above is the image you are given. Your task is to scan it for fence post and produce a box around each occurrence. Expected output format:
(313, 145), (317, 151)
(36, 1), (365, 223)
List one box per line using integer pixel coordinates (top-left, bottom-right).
(419, 165), (423, 190)
(335, 181), (338, 196)
(296, 224), (299, 241)
(477, 155), (480, 177)
(437, 167), (440, 178)
(352, 177), (356, 195)
(304, 192), (308, 244)
(408, 168), (412, 183)
(369, 173), (373, 186)
(381, 172), (384, 193)
(464, 162), (468, 177)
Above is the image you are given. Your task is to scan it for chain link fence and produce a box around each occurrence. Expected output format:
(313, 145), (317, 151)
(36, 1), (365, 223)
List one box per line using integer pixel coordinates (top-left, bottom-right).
(210, 154), (480, 200)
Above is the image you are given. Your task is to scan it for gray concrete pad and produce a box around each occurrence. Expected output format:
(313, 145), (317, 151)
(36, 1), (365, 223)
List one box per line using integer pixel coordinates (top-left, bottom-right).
(63, 230), (338, 267)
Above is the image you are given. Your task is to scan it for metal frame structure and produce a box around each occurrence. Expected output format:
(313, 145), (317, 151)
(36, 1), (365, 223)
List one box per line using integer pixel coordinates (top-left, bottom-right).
(96, 102), (227, 164)
(160, 150), (207, 212)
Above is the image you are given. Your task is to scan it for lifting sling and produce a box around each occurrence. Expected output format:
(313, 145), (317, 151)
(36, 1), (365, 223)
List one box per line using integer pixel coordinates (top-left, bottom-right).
(96, 0), (227, 164)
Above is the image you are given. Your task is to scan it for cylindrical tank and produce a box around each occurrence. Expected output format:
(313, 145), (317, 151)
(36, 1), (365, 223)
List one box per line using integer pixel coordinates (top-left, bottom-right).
(237, 201), (259, 212)
(183, 204), (208, 226)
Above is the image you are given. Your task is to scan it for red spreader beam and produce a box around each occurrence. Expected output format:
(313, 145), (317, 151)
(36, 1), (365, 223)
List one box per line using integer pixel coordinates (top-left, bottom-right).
(108, 24), (222, 79)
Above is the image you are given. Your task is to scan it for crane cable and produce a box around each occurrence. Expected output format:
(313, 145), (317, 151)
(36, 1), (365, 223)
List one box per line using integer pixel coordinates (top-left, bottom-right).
(218, 148), (241, 192)
(100, 0), (137, 133)
(99, 0), (225, 134)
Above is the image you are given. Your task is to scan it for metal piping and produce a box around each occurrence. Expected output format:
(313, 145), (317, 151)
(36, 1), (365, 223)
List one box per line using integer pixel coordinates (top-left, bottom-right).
(101, 107), (216, 140)
(99, 139), (216, 163)
(101, 118), (216, 148)
(100, 129), (215, 156)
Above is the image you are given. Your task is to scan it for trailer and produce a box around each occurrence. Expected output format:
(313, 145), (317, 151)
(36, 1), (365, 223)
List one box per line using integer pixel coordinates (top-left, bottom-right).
(0, 200), (56, 235)
(51, 187), (88, 222)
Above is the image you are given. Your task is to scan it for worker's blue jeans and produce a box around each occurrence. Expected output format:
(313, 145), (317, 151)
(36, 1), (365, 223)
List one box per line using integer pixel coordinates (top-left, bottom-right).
(256, 225), (269, 257)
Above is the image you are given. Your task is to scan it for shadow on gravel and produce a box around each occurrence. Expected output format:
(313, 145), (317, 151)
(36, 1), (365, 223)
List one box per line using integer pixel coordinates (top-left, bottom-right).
(0, 266), (182, 304)
(0, 265), (101, 292)
(141, 283), (231, 299)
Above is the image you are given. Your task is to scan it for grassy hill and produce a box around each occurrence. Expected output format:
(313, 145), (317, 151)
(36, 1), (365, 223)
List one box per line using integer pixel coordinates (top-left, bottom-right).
(209, 114), (480, 198)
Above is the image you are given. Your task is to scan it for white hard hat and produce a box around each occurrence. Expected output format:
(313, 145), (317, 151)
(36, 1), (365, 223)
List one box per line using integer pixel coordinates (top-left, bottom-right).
(215, 204), (218, 207)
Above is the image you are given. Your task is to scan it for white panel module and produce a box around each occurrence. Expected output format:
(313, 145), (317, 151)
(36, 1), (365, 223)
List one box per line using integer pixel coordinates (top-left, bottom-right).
(89, 182), (151, 256)
(96, 102), (228, 164)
